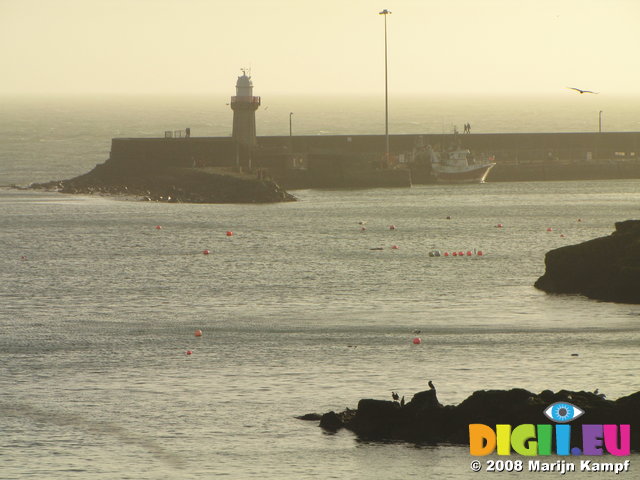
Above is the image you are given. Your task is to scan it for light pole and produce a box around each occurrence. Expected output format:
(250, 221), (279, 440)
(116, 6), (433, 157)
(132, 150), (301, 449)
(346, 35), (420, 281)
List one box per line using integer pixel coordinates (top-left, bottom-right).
(289, 112), (293, 137)
(289, 112), (294, 165)
(379, 9), (391, 162)
(599, 110), (603, 133)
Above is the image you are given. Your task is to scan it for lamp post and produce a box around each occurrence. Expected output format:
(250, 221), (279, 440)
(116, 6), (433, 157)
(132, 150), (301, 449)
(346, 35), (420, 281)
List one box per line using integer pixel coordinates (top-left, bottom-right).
(289, 112), (294, 165)
(289, 112), (293, 137)
(599, 110), (603, 133)
(379, 9), (391, 162)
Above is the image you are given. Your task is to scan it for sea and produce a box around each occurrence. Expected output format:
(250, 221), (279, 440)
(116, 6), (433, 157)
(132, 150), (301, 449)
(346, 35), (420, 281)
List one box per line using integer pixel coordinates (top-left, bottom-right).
(1, 95), (639, 479)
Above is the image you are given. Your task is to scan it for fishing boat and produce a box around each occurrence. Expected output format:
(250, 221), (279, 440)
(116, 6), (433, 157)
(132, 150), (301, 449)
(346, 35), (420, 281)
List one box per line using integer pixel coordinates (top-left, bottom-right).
(430, 147), (495, 184)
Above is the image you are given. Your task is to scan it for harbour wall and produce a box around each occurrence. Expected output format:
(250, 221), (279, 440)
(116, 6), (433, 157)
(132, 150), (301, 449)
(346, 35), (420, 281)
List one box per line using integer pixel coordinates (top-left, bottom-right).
(109, 132), (640, 186)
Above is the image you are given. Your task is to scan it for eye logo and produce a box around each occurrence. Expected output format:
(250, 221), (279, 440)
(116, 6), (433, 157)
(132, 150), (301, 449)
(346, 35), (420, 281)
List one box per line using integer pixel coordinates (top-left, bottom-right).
(543, 402), (584, 423)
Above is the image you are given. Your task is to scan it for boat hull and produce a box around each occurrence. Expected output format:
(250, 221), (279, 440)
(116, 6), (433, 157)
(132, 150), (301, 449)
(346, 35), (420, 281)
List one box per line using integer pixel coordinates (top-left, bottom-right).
(433, 163), (495, 184)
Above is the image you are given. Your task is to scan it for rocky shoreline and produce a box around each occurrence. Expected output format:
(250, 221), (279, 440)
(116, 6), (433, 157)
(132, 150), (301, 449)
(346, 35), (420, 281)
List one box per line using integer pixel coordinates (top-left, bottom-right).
(535, 220), (640, 304)
(300, 386), (640, 451)
(28, 160), (296, 204)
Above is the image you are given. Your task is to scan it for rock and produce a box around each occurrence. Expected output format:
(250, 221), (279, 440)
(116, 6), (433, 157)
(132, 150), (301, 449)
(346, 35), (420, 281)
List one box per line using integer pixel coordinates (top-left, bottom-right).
(296, 413), (322, 421)
(29, 160), (297, 204)
(319, 411), (344, 431)
(534, 220), (640, 303)
(307, 387), (640, 450)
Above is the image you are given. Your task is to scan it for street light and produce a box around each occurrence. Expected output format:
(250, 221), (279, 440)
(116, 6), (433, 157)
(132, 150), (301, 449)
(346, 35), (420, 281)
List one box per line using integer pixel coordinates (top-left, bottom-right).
(599, 110), (603, 133)
(379, 9), (391, 162)
(289, 112), (294, 137)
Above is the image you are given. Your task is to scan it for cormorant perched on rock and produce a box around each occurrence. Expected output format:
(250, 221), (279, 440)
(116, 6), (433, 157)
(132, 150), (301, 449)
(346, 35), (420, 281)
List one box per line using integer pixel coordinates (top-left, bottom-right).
(428, 380), (435, 391)
(392, 391), (399, 401)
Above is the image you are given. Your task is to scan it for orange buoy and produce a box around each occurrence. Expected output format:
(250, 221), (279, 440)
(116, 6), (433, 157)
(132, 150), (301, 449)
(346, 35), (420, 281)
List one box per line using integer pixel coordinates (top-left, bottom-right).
(412, 337), (422, 345)
(195, 330), (203, 337)
(226, 231), (233, 237)
(155, 225), (162, 230)
(202, 249), (210, 255)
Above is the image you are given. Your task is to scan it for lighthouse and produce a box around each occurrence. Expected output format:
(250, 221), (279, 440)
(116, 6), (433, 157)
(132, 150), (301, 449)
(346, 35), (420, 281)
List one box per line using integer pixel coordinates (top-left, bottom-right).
(230, 69), (261, 170)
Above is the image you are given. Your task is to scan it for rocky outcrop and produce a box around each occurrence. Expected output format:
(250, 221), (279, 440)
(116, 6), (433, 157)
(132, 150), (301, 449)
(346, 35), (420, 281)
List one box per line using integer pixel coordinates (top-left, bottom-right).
(303, 387), (640, 450)
(30, 160), (296, 204)
(534, 220), (640, 303)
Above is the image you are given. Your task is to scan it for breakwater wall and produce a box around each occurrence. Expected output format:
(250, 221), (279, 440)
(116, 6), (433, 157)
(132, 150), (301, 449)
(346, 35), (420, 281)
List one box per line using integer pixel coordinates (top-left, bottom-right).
(109, 132), (640, 186)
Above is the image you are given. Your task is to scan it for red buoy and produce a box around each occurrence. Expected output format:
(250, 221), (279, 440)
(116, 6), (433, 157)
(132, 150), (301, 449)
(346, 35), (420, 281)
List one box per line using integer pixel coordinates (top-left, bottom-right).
(444, 252), (449, 257)
(391, 245), (399, 250)
(466, 251), (472, 256)
(155, 225), (162, 230)
(202, 249), (210, 255)
(195, 330), (203, 337)
(496, 223), (503, 228)
(226, 231), (233, 237)
(389, 225), (396, 230)
(477, 251), (483, 256)
(412, 337), (422, 345)
(458, 251), (464, 256)
(452, 252), (458, 257)
(546, 227), (553, 232)
(186, 350), (193, 355)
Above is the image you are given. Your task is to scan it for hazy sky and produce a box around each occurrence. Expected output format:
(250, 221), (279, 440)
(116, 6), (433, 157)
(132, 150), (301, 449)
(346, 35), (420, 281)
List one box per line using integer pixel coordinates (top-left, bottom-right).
(1, 0), (639, 96)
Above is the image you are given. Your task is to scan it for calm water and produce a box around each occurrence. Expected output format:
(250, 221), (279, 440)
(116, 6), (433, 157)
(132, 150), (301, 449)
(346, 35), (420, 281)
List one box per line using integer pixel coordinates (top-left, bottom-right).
(1, 96), (639, 478)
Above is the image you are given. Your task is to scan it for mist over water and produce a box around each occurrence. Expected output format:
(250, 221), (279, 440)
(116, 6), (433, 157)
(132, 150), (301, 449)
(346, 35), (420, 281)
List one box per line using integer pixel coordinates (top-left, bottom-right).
(1, 96), (639, 478)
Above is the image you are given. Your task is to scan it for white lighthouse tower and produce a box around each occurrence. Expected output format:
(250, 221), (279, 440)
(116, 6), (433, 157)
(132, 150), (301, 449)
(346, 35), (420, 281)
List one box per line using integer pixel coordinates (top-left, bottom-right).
(230, 69), (261, 169)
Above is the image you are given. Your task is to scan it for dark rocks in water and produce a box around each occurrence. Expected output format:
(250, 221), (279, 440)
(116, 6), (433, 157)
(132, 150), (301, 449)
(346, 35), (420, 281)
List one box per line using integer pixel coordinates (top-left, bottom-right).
(29, 160), (296, 204)
(296, 413), (322, 421)
(319, 409), (356, 432)
(304, 387), (640, 450)
(535, 220), (640, 304)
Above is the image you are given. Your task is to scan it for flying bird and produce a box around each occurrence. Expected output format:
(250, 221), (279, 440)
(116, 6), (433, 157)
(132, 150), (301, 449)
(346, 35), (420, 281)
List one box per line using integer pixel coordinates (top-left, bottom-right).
(567, 87), (598, 94)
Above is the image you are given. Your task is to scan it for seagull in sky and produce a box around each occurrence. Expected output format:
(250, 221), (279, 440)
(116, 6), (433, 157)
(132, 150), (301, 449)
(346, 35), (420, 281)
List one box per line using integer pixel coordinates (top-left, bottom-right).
(567, 87), (599, 94)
